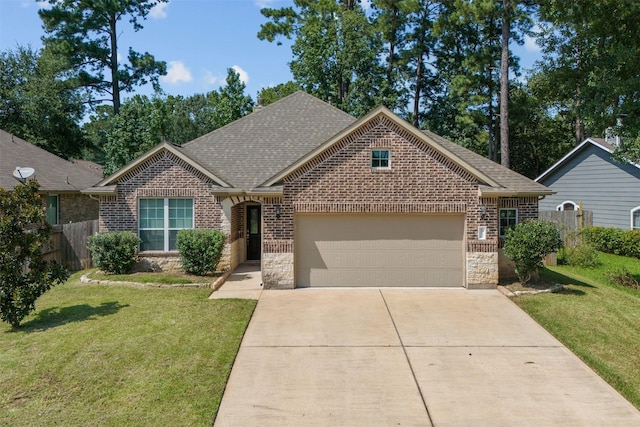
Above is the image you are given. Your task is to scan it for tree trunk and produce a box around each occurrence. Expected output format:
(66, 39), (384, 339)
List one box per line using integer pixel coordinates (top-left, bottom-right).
(500, 0), (510, 169)
(110, 15), (120, 114)
(413, 52), (423, 128)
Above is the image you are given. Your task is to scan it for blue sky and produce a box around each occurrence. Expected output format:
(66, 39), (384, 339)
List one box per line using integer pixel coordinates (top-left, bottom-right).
(0, 0), (542, 103)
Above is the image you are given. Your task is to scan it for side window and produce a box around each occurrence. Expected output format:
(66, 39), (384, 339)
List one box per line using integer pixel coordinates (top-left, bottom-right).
(556, 201), (577, 211)
(46, 195), (59, 225)
(499, 208), (518, 237)
(631, 206), (640, 230)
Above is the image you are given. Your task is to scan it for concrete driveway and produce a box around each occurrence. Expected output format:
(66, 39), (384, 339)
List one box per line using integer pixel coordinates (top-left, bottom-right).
(214, 289), (640, 426)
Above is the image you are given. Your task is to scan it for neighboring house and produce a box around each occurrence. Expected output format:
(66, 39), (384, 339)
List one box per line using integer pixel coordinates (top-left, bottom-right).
(536, 137), (640, 230)
(83, 91), (551, 289)
(0, 129), (102, 225)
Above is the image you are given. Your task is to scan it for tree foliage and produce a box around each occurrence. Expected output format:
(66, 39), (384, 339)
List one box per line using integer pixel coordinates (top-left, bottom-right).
(0, 180), (69, 328)
(257, 81), (302, 106)
(0, 45), (86, 159)
(39, 0), (167, 114)
(96, 68), (254, 175)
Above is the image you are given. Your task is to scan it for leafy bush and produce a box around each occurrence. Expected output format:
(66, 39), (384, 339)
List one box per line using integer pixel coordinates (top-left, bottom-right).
(0, 180), (69, 327)
(582, 226), (640, 258)
(605, 267), (640, 290)
(503, 220), (563, 283)
(560, 243), (601, 268)
(176, 229), (226, 276)
(88, 231), (140, 274)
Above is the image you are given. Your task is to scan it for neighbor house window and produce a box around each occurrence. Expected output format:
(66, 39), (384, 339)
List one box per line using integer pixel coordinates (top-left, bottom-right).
(46, 195), (59, 225)
(371, 149), (390, 169)
(499, 208), (518, 237)
(556, 201), (578, 211)
(631, 206), (640, 230)
(139, 198), (193, 251)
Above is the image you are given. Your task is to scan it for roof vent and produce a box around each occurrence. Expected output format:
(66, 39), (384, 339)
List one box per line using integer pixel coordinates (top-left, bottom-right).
(253, 98), (264, 112)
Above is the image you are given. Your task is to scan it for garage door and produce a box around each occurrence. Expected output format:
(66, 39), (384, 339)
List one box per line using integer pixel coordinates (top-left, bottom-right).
(295, 214), (465, 287)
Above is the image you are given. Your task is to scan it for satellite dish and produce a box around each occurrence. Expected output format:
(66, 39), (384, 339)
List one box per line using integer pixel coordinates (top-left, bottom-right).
(13, 167), (35, 182)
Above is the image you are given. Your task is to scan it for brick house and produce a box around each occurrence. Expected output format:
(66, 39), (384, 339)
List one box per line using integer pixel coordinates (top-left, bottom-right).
(0, 129), (101, 225)
(84, 92), (552, 288)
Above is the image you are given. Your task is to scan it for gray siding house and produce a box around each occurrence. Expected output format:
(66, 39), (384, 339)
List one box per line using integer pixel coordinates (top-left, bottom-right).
(536, 137), (640, 229)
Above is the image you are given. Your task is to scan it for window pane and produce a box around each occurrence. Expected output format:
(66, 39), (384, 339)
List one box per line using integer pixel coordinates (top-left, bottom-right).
(634, 211), (640, 229)
(46, 195), (58, 225)
(140, 230), (164, 251)
(169, 199), (193, 229)
(140, 199), (164, 229)
(372, 150), (390, 168)
(169, 230), (179, 251)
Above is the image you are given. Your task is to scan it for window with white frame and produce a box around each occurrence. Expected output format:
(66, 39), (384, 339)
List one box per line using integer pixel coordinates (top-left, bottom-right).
(631, 206), (640, 230)
(139, 198), (193, 251)
(499, 208), (518, 237)
(371, 149), (390, 169)
(556, 201), (578, 211)
(46, 195), (59, 225)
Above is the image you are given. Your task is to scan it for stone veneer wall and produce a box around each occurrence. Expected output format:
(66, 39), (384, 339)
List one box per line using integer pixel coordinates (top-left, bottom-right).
(260, 115), (507, 289)
(98, 150), (224, 272)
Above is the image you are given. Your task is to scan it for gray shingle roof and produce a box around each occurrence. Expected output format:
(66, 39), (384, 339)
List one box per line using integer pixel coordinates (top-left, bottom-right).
(0, 129), (102, 191)
(179, 91), (356, 189)
(421, 129), (553, 196)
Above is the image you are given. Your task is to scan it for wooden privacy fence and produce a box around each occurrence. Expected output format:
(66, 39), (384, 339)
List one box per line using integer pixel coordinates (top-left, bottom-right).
(539, 210), (593, 240)
(43, 220), (99, 271)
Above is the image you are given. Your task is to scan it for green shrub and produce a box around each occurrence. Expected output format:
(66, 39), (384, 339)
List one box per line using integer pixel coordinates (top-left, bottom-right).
(503, 220), (563, 283)
(582, 226), (640, 258)
(561, 243), (601, 268)
(176, 229), (226, 276)
(605, 267), (640, 290)
(88, 231), (140, 274)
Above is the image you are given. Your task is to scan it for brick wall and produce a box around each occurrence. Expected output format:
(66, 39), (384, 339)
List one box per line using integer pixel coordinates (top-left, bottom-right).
(264, 116), (486, 251)
(99, 150), (223, 239)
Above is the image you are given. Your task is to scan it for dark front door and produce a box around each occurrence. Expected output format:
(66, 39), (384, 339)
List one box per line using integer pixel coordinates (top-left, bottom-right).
(246, 205), (261, 260)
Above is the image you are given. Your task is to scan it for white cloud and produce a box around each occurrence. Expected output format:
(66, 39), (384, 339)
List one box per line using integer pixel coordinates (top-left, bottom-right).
(361, 0), (372, 10)
(254, 0), (276, 8)
(232, 65), (249, 84)
(150, 2), (169, 19)
(203, 70), (218, 87)
(523, 35), (540, 52)
(35, 0), (53, 9)
(161, 61), (192, 84)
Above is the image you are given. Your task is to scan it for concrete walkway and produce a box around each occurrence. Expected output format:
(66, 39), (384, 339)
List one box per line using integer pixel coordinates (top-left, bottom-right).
(213, 288), (640, 426)
(209, 263), (262, 300)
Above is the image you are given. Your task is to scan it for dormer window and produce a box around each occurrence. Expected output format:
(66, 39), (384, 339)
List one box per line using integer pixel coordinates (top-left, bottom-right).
(371, 149), (390, 169)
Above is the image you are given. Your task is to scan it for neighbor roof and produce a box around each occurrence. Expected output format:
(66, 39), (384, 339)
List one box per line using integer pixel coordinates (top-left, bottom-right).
(535, 137), (639, 183)
(0, 129), (102, 192)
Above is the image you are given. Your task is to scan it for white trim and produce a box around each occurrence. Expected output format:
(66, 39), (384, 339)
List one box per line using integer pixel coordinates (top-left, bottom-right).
(556, 200), (578, 211)
(499, 208), (518, 238)
(631, 206), (640, 230)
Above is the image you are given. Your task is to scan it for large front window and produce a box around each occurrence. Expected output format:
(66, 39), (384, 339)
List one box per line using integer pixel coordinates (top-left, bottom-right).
(139, 198), (193, 251)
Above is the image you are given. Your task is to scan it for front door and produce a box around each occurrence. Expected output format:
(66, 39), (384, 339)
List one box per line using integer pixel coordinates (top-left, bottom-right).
(246, 205), (261, 260)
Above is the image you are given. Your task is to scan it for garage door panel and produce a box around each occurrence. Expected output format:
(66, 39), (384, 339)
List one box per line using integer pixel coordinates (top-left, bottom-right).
(296, 214), (464, 287)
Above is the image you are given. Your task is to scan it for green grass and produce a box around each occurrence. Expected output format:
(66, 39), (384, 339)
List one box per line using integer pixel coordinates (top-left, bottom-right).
(0, 271), (256, 426)
(514, 252), (640, 409)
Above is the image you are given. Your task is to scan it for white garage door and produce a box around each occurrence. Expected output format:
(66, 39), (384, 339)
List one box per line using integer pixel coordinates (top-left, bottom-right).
(295, 214), (465, 287)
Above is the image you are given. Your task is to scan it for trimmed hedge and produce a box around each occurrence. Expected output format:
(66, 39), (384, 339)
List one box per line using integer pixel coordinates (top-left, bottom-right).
(176, 229), (226, 276)
(581, 226), (640, 258)
(88, 231), (140, 274)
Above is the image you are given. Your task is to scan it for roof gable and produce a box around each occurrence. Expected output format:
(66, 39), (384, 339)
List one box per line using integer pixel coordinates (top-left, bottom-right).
(262, 106), (550, 196)
(94, 142), (230, 188)
(535, 137), (640, 183)
(0, 129), (102, 192)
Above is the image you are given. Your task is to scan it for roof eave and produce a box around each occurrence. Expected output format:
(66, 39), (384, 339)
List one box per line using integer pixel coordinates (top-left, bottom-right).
(211, 186), (284, 197)
(478, 187), (555, 198)
(81, 185), (118, 195)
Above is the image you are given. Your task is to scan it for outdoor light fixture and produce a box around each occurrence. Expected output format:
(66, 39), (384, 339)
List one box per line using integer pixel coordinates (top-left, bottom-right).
(275, 205), (281, 219)
(480, 204), (487, 220)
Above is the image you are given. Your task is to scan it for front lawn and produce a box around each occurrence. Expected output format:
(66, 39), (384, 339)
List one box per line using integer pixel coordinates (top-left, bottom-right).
(0, 271), (256, 426)
(513, 252), (640, 409)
